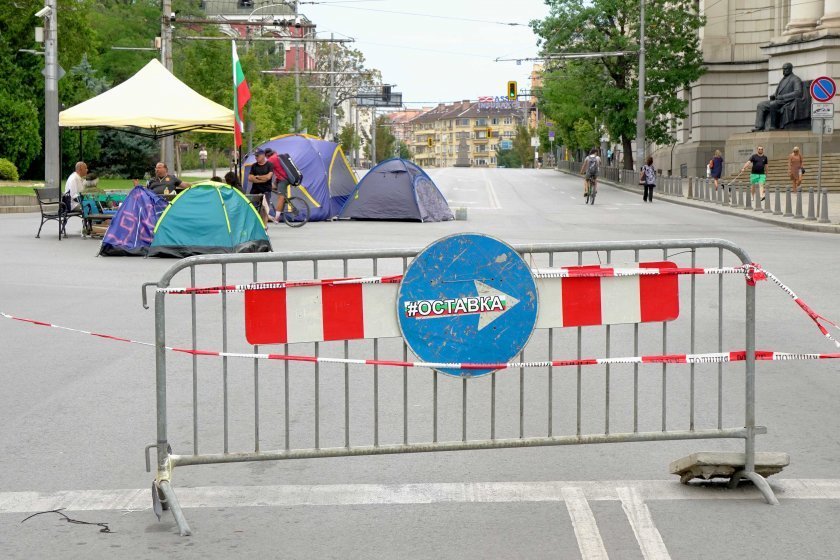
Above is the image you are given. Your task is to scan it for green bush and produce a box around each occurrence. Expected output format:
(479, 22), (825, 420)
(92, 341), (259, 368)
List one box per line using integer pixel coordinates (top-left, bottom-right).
(0, 158), (19, 181)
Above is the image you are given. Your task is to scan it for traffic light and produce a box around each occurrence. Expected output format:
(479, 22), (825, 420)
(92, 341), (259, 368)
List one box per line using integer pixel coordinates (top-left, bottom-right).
(382, 85), (392, 102)
(507, 81), (517, 100)
(486, 127), (492, 138)
(427, 137), (433, 147)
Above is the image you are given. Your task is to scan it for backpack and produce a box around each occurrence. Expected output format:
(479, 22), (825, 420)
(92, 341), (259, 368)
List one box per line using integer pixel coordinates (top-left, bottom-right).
(276, 153), (303, 186)
(585, 155), (599, 177)
(643, 165), (656, 185)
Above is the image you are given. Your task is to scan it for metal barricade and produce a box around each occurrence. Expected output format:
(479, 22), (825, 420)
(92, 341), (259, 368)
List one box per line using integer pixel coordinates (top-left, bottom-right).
(142, 238), (772, 536)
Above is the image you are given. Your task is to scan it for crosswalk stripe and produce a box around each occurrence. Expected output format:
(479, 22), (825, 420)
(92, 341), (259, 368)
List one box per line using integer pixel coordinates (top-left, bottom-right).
(618, 486), (672, 560)
(563, 487), (609, 560)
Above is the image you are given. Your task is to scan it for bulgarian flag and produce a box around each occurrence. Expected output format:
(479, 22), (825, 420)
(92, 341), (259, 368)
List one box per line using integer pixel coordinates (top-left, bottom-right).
(232, 41), (251, 148)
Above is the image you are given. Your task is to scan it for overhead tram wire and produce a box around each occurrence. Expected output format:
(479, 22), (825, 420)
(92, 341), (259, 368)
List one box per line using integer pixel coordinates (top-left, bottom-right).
(303, 4), (530, 27)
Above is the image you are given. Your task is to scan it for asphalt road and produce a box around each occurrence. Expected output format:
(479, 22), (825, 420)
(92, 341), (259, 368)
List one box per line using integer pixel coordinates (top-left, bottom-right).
(1, 168), (839, 558)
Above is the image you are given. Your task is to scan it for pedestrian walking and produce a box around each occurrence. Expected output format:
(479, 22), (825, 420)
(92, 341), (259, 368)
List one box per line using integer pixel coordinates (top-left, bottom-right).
(709, 150), (723, 191)
(640, 156), (656, 202)
(788, 146), (804, 193)
(742, 146), (768, 200)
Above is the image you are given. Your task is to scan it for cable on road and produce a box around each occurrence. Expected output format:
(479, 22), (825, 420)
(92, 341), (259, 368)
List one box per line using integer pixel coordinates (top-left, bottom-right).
(20, 509), (113, 534)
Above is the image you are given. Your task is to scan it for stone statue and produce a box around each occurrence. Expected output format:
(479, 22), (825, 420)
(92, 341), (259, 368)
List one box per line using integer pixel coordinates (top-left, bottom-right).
(752, 63), (804, 131)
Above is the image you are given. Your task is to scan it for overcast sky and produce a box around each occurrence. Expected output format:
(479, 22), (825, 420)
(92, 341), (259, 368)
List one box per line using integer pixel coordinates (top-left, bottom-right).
(302, 0), (550, 107)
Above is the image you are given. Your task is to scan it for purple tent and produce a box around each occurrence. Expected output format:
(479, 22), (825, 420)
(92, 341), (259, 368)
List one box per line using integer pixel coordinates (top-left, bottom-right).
(242, 134), (357, 221)
(99, 186), (168, 256)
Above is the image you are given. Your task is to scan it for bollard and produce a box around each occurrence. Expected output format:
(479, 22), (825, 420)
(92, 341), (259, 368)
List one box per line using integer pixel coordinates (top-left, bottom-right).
(784, 186), (793, 217)
(794, 188), (804, 219)
(806, 187), (816, 221)
(723, 183), (730, 206)
(818, 190), (830, 224)
(735, 184), (742, 208)
(754, 188), (762, 211)
(678, 178), (683, 197)
(745, 186), (753, 209)
(773, 186), (782, 215)
(763, 186), (772, 213)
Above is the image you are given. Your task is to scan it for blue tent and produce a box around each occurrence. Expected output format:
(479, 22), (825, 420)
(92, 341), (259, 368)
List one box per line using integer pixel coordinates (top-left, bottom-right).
(338, 158), (454, 222)
(243, 134), (357, 221)
(99, 186), (168, 256)
(148, 181), (272, 258)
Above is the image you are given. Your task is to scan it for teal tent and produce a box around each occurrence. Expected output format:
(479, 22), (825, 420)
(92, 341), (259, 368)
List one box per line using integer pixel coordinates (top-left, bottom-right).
(148, 181), (271, 258)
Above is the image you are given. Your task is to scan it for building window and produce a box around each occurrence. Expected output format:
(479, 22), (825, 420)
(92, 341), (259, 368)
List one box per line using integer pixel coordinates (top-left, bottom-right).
(504, 117), (512, 125)
(475, 130), (487, 139)
(491, 118), (498, 125)
(457, 119), (470, 127)
(475, 118), (487, 126)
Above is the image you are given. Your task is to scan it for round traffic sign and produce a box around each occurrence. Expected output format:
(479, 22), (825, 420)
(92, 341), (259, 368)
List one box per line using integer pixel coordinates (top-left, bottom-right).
(810, 76), (836, 102)
(397, 233), (538, 378)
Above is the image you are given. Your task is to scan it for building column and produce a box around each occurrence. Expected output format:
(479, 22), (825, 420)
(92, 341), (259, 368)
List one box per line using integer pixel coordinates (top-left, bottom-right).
(819, 0), (840, 29)
(786, 0), (824, 33)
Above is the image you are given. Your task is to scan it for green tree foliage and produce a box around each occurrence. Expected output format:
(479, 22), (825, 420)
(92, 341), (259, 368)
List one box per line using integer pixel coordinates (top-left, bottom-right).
(338, 124), (360, 155)
(398, 141), (411, 160)
(511, 124), (535, 168)
(0, 158), (20, 181)
(0, 93), (41, 174)
(532, 0), (705, 168)
(496, 148), (522, 168)
(363, 115), (397, 162)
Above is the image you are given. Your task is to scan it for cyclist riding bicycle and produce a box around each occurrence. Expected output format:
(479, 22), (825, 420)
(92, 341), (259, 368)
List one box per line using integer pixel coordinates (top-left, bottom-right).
(580, 148), (601, 202)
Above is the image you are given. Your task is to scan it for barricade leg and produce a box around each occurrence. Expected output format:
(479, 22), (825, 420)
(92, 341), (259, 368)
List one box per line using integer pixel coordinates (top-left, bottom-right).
(157, 480), (192, 536)
(729, 470), (779, 505)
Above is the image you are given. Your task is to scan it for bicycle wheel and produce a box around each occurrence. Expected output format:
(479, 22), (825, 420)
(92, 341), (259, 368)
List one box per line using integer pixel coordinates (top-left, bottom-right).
(589, 186), (597, 204)
(281, 196), (310, 227)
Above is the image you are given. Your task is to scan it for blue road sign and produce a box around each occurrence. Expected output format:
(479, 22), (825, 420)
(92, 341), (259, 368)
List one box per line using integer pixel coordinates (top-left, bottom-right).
(500, 139), (513, 150)
(810, 76), (836, 102)
(397, 233), (539, 378)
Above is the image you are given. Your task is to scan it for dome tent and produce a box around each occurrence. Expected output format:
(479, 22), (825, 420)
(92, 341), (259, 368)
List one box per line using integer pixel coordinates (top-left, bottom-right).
(148, 181), (271, 258)
(99, 186), (168, 256)
(338, 158), (454, 222)
(243, 134), (358, 221)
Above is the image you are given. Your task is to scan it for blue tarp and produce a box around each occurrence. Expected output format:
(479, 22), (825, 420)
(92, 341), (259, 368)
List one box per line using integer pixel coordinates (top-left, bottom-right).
(98, 186), (168, 256)
(242, 134), (358, 221)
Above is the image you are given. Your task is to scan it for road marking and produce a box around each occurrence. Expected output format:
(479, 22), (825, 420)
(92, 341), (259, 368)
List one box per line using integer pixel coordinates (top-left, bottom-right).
(482, 168), (502, 210)
(562, 487), (609, 560)
(2, 479), (839, 514)
(618, 486), (671, 560)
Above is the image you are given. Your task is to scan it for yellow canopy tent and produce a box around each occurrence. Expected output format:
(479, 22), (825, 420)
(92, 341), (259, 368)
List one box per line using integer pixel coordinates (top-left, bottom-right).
(59, 59), (233, 138)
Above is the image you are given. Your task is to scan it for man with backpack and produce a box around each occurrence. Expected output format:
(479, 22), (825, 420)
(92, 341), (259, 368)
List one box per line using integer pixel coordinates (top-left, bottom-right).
(580, 148), (601, 201)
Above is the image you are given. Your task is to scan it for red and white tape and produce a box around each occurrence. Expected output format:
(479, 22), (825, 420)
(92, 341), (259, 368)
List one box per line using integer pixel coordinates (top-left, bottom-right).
(2, 309), (839, 370)
(156, 275), (403, 295)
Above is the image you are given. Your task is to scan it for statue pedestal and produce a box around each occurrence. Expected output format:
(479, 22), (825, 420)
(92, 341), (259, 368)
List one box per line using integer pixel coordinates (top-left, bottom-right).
(724, 130), (840, 175)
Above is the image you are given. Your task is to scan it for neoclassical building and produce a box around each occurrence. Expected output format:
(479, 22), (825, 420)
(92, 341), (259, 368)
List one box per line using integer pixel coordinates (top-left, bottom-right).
(653, 0), (840, 177)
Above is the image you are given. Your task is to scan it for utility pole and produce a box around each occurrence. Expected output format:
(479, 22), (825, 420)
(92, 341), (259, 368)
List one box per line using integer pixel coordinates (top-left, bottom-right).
(161, 0), (175, 166)
(43, 0), (59, 191)
(354, 102), (360, 167)
(328, 33), (336, 140)
(371, 107), (377, 167)
(293, 0), (301, 132)
(635, 0), (646, 170)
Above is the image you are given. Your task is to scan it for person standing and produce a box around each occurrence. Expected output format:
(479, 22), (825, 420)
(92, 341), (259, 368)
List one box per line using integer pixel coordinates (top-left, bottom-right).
(198, 146), (208, 170)
(248, 149), (274, 224)
(788, 146), (804, 193)
(709, 150), (723, 191)
(640, 156), (656, 202)
(64, 161), (87, 210)
(742, 146), (768, 200)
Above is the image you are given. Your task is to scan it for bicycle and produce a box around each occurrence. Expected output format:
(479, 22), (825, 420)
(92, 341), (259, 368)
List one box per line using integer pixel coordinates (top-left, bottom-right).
(273, 185), (310, 228)
(584, 175), (597, 204)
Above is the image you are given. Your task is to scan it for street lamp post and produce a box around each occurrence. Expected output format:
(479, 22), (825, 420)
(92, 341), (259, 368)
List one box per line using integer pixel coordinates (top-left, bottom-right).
(41, 0), (59, 191)
(635, 0), (646, 170)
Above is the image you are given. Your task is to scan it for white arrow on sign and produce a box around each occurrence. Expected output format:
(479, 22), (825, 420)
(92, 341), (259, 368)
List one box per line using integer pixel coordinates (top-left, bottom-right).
(402, 280), (520, 331)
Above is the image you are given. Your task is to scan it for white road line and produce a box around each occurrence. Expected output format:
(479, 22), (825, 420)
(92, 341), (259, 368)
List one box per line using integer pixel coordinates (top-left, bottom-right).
(482, 168), (502, 210)
(1, 479), (839, 513)
(617, 486), (671, 560)
(562, 487), (609, 560)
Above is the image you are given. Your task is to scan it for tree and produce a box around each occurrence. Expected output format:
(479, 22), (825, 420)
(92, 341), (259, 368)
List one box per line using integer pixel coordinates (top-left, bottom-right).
(532, 0), (704, 169)
(496, 148), (522, 168)
(314, 43), (382, 131)
(511, 124), (535, 168)
(363, 115), (396, 162)
(0, 93), (41, 175)
(338, 124), (360, 155)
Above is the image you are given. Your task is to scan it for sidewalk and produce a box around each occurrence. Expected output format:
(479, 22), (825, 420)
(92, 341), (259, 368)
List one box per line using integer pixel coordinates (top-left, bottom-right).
(557, 168), (840, 234)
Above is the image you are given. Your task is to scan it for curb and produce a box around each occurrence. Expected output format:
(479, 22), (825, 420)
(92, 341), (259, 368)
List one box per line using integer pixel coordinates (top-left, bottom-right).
(556, 168), (840, 234)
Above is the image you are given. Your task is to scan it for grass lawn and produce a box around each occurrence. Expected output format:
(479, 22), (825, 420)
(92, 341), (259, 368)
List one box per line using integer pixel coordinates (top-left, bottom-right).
(0, 177), (204, 196)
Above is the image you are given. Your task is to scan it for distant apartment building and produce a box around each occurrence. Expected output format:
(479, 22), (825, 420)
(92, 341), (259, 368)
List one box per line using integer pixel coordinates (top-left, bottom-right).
(385, 109), (426, 145)
(408, 100), (526, 168)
